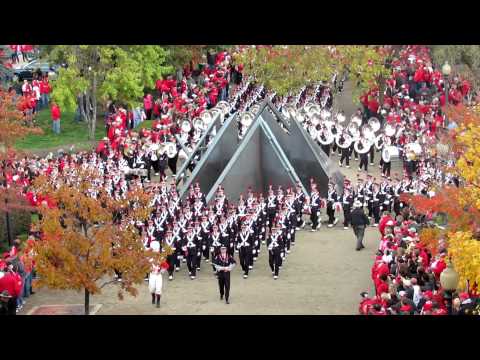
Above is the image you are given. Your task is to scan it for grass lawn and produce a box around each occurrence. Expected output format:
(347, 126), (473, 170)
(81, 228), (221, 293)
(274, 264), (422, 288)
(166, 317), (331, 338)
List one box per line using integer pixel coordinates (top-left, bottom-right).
(15, 108), (105, 152)
(15, 110), (155, 152)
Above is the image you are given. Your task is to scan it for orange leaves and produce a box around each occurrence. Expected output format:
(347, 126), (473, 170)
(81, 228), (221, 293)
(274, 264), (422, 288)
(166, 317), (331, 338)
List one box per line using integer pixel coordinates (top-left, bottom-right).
(0, 89), (42, 148)
(419, 227), (443, 256)
(32, 167), (170, 301)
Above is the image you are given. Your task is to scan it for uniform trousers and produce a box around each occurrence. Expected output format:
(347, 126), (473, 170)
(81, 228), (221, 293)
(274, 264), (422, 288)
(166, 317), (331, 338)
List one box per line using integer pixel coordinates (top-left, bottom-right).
(217, 271), (231, 301)
(186, 251), (198, 276)
(269, 249), (281, 276)
(238, 247), (252, 275)
(326, 204), (335, 224)
(310, 206), (320, 230)
(340, 147), (350, 166)
(359, 153), (369, 171)
(343, 205), (352, 227)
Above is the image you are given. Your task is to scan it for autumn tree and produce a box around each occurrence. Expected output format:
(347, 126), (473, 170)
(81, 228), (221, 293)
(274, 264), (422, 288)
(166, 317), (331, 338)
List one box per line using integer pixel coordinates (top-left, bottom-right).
(402, 105), (480, 291)
(430, 45), (480, 96)
(234, 45), (392, 103)
(46, 45), (173, 140)
(0, 89), (42, 247)
(31, 168), (171, 315)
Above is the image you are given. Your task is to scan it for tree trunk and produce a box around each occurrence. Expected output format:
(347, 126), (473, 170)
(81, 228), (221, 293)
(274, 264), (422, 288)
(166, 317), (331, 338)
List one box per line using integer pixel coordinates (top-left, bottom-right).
(378, 75), (386, 107)
(89, 72), (97, 140)
(84, 288), (90, 315)
(5, 204), (12, 247)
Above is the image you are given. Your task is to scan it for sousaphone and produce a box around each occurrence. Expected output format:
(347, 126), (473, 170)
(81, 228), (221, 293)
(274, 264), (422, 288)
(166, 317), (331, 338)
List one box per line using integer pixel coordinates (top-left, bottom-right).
(165, 142), (178, 159)
(240, 112), (254, 130)
(354, 137), (371, 154)
(347, 122), (360, 140)
(384, 123), (396, 137)
(350, 114), (363, 127)
(317, 128), (334, 145)
(367, 117), (381, 133)
(181, 120), (192, 133)
(336, 131), (353, 149)
(382, 145), (399, 163)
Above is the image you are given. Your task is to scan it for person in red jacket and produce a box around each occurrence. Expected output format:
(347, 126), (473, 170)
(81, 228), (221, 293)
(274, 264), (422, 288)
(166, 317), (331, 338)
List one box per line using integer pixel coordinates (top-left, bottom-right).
(51, 102), (61, 134)
(0, 261), (22, 315)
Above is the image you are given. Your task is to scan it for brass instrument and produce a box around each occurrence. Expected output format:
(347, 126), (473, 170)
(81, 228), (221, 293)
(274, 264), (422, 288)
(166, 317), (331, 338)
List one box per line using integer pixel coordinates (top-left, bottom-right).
(193, 117), (205, 131)
(308, 125), (318, 140)
(350, 114), (362, 127)
(317, 128), (334, 145)
(240, 112), (254, 128)
(354, 137), (372, 154)
(336, 112), (346, 123)
(335, 131), (353, 149)
(382, 146), (399, 163)
(384, 123), (397, 137)
(165, 142), (178, 159)
(367, 117), (381, 133)
(181, 120), (192, 133)
(347, 122), (360, 140)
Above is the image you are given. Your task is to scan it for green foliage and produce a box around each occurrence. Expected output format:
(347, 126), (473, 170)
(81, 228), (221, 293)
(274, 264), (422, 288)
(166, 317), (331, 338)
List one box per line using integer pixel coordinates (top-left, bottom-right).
(165, 45), (232, 70)
(15, 108), (103, 151)
(236, 45), (390, 101)
(50, 45), (173, 110)
(430, 45), (480, 89)
(46, 45), (173, 139)
(0, 209), (32, 247)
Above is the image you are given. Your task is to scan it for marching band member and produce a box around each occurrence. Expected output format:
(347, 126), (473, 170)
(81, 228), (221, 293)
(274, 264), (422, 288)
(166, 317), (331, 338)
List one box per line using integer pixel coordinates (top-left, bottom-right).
(210, 224), (223, 273)
(370, 183), (381, 226)
(236, 223), (253, 279)
(183, 226), (200, 280)
(267, 224), (284, 279)
(357, 135), (370, 172)
(326, 182), (339, 228)
(294, 184), (306, 230)
(212, 245), (236, 304)
(266, 187), (277, 231)
(309, 186), (321, 232)
(163, 230), (177, 280)
(148, 241), (168, 308)
(342, 183), (355, 230)
(193, 221), (204, 271)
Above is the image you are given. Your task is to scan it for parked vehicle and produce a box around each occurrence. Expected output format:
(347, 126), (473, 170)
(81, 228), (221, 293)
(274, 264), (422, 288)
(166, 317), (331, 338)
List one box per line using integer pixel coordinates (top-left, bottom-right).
(13, 60), (59, 81)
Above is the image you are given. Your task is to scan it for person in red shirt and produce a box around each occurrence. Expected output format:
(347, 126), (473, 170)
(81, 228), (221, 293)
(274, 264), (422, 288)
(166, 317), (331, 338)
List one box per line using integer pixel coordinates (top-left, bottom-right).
(51, 102), (61, 134)
(143, 93), (153, 120)
(0, 261), (22, 315)
(40, 78), (51, 108)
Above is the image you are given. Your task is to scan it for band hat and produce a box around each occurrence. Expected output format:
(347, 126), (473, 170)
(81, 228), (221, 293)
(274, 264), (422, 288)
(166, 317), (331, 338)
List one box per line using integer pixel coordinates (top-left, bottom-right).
(353, 200), (362, 208)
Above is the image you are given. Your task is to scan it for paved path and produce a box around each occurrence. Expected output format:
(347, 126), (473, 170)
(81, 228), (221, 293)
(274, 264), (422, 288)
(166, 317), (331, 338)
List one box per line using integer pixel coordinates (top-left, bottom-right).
(22, 222), (380, 315)
(20, 81), (398, 315)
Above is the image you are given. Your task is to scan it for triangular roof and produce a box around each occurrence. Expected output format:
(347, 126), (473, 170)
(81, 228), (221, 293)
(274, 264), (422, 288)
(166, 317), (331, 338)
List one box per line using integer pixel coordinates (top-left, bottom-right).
(206, 115), (307, 203)
(178, 99), (343, 201)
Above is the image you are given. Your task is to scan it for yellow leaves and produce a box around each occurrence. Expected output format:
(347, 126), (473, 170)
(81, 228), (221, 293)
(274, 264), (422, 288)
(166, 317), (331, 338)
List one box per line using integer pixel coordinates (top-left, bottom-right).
(447, 231), (480, 288)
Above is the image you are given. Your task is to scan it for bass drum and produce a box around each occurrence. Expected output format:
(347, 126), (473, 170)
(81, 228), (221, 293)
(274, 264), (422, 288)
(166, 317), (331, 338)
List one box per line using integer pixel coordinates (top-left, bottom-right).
(382, 146), (399, 163)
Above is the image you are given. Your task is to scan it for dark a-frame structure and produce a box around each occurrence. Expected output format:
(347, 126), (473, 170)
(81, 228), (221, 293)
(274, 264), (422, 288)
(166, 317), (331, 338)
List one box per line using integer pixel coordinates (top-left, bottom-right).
(178, 100), (344, 203)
